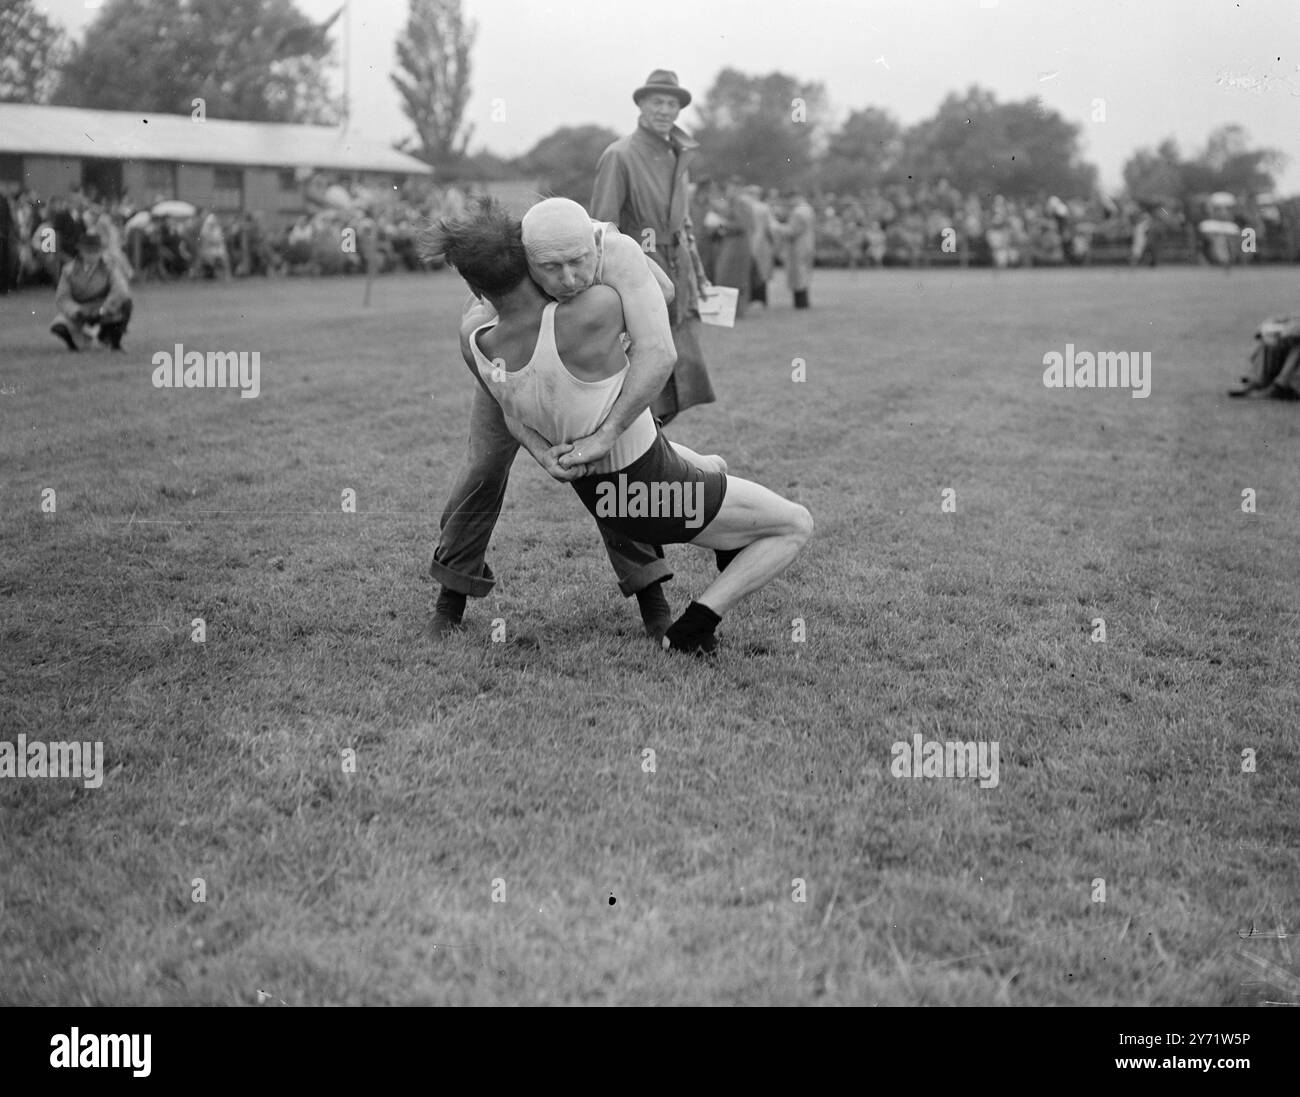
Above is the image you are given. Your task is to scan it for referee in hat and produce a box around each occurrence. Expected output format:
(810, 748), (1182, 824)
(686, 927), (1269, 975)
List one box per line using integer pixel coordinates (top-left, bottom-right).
(588, 69), (716, 427)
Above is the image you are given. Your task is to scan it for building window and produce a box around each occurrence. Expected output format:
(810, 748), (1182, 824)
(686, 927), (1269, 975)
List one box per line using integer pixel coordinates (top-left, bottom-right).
(0, 154), (22, 188)
(213, 166), (244, 212)
(143, 161), (176, 196)
(278, 169), (297, 192)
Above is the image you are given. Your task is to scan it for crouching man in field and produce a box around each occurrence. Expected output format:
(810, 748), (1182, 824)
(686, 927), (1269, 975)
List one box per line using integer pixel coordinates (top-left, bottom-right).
(1228, 315), (1300, 400)
(50, 232), (134, 352)
(429, 197), (812, 655)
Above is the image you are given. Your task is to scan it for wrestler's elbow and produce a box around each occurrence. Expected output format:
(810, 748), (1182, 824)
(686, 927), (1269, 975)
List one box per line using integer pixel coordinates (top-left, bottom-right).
(652, 267), (675, 304)
(628, 327), (675, 372)
(649, 338), (677, 379)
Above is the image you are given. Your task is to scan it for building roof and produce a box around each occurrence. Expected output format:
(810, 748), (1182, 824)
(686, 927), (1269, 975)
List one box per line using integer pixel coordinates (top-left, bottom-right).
(0, 103), (432, 175)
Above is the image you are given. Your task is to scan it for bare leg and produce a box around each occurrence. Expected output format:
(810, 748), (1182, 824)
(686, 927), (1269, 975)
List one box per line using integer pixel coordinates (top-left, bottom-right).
(686, 476), (812, 616)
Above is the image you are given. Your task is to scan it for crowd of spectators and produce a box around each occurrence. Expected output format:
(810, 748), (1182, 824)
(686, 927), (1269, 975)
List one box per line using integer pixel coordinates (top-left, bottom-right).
(791, 180), (1298, 268)
(677, 173), (1298, 322)
(5, 172), (1296, 300)
(0, 177), (474, 294)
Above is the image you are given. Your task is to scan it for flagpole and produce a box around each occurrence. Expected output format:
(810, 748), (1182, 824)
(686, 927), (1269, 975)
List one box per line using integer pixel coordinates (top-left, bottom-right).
(341, 0), (351, 134)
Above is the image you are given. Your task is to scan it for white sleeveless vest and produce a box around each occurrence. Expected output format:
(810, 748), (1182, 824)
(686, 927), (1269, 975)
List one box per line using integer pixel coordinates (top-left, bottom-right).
(469, 301), (656, 475)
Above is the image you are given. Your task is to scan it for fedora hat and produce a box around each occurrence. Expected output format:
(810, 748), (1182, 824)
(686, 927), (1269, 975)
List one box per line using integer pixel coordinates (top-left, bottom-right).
(633, 69), (691, 108)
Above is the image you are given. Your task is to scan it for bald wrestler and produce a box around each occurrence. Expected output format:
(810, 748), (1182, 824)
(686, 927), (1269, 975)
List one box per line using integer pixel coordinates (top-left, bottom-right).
(427, 198), (685, 640)
(435, 196), (813, 654)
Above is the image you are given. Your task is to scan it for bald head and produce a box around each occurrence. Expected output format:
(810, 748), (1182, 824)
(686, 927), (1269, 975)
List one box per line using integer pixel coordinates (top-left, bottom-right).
(522, 197), (592, 258)
(522, 197), (599, 300)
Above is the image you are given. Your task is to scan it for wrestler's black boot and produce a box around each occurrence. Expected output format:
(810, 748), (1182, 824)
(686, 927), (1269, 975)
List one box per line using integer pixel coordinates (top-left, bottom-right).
(428, 588), (467, 639)
(663, 601), (721, 656)
(635, 579), (673, 639)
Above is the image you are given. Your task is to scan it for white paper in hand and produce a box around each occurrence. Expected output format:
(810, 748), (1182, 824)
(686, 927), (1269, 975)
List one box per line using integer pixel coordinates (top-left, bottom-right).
(698, 285), (738, 328)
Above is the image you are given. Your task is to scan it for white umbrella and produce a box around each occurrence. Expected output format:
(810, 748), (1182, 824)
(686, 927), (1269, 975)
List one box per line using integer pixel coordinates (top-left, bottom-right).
(151, 199), (197, 218)
(125, 210), (152, 231)
(1198, 218), (1238, 235)
(1209, 191), (1236, 207)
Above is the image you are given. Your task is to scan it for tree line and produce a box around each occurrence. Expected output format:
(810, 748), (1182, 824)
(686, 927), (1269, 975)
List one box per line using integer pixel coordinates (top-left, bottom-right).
(1, 0), (1284, 207)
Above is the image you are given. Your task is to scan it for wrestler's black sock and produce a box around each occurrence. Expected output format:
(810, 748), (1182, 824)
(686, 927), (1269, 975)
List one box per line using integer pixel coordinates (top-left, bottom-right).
(435, 588), (467, 622)
(636, 580), (672, 637)
(664, 600), (722, 654)
(715, 548), (742, 573)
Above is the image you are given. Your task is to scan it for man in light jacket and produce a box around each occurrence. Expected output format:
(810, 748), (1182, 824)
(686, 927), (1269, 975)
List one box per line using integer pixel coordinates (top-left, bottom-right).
(590, 69), (715, 425)
(775, 190), (816, 309)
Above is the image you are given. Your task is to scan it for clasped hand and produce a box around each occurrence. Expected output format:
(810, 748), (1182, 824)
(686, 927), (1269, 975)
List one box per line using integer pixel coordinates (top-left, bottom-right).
(540, 443), (589, 482)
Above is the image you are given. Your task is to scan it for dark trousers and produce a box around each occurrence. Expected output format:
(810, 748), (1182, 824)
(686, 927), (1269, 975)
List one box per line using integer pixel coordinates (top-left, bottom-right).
(97, 299), (133, 347)
(429, 383), (673, 599)
(1249, 336), (1300, 389)
(651, 243), (716, 426)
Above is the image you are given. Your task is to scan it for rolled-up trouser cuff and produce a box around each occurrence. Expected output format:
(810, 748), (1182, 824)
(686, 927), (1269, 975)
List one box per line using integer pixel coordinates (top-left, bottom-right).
(429, 556), (497, 598)
(615, 557), (673, 598)
(430, 552), (669, 599)
(594, 521), (674, 596)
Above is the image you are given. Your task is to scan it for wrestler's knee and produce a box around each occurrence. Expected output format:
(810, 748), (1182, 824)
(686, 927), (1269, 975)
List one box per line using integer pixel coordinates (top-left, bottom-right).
(461, 438), (517, 482)
(785, 502), (813, 547)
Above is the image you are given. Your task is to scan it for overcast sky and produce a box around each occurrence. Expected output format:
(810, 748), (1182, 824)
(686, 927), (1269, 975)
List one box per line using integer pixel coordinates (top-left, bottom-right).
(43, 0), (1300, 193)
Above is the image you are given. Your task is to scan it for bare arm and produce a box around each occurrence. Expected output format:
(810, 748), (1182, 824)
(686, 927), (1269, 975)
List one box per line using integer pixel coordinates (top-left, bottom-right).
(601, 225), (674, 304)
(457, 302), (497, 397)
(647, 252), (675, 303)
(501, 413), (551, 456)
(501, 413), (586, 481)
(556, 232), (676, 469)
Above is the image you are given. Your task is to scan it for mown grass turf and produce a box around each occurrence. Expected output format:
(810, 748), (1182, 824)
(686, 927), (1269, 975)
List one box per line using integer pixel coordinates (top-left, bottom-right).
(1, 265), (1297, 1005)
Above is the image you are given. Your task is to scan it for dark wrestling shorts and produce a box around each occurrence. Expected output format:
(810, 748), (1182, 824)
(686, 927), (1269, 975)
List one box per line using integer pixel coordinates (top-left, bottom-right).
(570, 428), (728, 544)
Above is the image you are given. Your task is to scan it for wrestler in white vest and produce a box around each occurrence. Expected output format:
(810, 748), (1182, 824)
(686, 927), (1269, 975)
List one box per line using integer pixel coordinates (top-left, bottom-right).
(467, 301), (656, 476)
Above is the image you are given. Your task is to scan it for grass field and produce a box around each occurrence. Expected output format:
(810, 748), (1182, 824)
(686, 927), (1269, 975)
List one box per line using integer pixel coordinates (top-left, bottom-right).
(1, 265), (1298, 1006)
